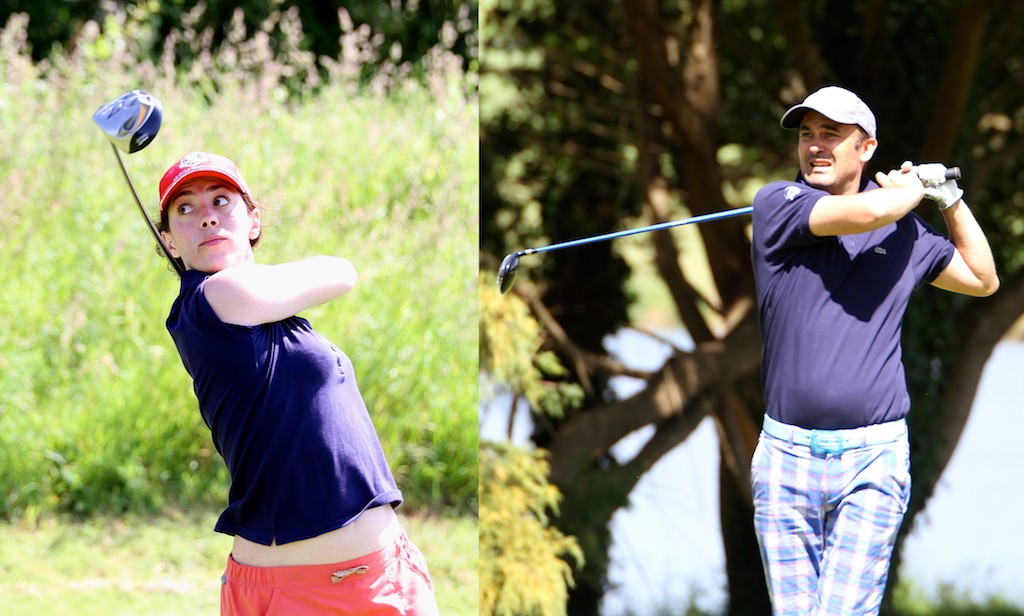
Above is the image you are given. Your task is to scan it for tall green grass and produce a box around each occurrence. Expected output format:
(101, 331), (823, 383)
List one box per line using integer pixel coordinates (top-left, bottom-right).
(0, 11), (478, 520)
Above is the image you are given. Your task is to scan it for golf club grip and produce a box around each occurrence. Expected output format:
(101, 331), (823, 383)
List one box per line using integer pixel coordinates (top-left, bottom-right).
(111, 144), (185, 277)
(945, 166), (961, 180)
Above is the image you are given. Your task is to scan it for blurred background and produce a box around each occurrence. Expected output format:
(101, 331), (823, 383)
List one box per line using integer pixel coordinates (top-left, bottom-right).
(479, 1), (1024, 615)
(0, 1), (479, 613)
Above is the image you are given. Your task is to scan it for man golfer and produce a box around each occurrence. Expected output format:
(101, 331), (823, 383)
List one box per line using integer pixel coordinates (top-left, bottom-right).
(749, 85), (998, 614)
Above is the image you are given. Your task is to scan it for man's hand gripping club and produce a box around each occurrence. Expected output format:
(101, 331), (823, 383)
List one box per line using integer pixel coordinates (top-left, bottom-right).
(915, 162), (964, 210)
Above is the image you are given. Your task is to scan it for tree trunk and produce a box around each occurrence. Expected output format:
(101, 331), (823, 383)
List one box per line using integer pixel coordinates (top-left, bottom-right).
(715, 387), (771, 615)
(720, 457), (771, 615)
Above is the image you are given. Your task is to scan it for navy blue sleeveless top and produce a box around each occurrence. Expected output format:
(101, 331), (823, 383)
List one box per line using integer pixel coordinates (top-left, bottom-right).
(166, 270), (402, 545)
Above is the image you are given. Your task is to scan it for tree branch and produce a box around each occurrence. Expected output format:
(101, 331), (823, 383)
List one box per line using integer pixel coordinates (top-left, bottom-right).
(631, 391), (718, 472)
(547, 310), (763, 485)
(919, 1), (995, 161)
(712, 388), (762, 508)
(642, 173), (717, 344)
(520, 286), (655, 384)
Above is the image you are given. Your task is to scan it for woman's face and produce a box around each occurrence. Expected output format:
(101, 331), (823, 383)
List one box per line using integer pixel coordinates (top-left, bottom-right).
(161, 177), (261, 273)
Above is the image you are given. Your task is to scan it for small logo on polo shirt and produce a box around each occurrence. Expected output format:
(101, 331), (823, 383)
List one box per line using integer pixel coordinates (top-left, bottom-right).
(874, 246), (887, 255)
(784, 186), (802, 201)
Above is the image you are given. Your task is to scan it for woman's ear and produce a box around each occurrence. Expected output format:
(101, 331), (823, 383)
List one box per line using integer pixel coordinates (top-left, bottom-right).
(248, 207), (262, 241)
(161, 231), (180, 259)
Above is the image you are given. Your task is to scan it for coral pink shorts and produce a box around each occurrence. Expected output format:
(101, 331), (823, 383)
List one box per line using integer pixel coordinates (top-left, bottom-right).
(220, 530), (438, 615)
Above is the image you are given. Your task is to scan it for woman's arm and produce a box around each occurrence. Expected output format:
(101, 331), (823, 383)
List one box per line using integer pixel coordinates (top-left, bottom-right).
(204, 256), (358, 326)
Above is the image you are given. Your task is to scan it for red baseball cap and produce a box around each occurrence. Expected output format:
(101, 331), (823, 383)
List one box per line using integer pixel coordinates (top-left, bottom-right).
(159, 152), (250, 213)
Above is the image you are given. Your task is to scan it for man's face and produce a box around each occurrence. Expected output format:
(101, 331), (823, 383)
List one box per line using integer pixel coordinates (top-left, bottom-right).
(797, 111), (877, 196)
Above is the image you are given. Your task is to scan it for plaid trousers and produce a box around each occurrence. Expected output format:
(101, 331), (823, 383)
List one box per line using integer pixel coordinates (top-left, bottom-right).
(751, 420), (911, 615)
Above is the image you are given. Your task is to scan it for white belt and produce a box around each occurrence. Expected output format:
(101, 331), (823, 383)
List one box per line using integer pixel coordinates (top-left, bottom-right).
(762, 414), (906, 455)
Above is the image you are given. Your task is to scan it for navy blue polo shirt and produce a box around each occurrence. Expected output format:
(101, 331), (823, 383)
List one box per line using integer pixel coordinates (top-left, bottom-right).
(166, 270), (402, 545)
(751, 176), (955, 430)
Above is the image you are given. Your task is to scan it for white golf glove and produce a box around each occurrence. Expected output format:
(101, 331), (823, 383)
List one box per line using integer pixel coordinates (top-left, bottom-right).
(916, 163), (963, 210)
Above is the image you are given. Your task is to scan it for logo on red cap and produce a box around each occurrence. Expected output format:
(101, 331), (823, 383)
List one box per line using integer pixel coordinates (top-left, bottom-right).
(159, 152), (249, 213)
(178, 152), (210, 168)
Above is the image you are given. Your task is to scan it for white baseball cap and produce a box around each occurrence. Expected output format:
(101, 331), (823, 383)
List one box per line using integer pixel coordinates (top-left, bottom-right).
(780, 86), (877, 138)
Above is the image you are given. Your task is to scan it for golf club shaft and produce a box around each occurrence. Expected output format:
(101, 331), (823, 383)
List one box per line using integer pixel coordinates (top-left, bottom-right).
(515, 166), (958, 258)
(522, 205), (753, 256)
(498, 164), (963, 294)
(110, 143), (185, 277)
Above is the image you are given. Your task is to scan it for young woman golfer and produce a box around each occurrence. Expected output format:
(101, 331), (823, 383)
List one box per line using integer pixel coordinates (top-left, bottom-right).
(158, 151), (439, 615)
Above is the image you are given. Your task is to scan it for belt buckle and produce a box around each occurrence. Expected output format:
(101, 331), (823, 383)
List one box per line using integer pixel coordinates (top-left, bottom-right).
(809, 430), (844, 456)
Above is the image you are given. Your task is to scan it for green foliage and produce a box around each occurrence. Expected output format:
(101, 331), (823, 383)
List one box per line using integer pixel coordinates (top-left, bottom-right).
(479, 0), (636, 358)
(479, 277), (584, 419)
(0, 7), (477, 519)
(479, 441), (583, 616)
(1, 0), (478, 89)
(479, 274), (588, 615)
(893, 581), (1024, 616)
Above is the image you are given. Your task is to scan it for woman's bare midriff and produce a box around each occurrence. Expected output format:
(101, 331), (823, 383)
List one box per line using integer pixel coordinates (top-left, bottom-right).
(230, 505), (400, 567)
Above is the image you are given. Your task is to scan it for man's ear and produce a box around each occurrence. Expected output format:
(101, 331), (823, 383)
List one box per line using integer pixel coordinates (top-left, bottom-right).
(860, 137), (878, 164)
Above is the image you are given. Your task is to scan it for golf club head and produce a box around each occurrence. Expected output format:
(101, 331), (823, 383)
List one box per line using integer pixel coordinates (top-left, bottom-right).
(497, 252), (521, 294)
(93, 90), (162, 153)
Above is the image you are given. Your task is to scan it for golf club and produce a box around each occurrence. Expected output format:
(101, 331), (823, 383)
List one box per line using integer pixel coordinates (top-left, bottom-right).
(93, 89), (184, 277)
(496, 165), (962, 294)
(497, 205), (753, 294)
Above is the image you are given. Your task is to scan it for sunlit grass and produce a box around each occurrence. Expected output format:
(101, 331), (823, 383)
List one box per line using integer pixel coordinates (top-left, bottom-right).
(0, 510), (478, 616)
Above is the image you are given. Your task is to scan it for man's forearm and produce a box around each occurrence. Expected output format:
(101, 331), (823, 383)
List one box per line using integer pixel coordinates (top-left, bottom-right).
(942, 199), (999, 291)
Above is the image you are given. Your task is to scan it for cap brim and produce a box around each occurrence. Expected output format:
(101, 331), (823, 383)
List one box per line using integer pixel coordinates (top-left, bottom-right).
(160, 169), (248, 212)
(780, 105), (811, 130)
(780, 104), (869, 133)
